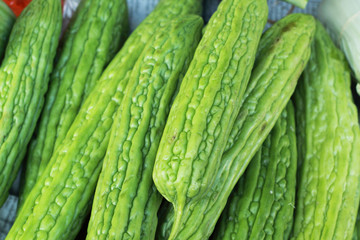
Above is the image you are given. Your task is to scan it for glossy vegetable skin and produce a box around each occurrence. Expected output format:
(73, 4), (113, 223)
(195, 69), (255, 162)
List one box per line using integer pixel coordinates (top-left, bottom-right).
(153, 0), (268, 237)
(156, 13), (316, 240)
(7, 0), (202, 239)
(20, 0), (129, 208)
(292, 21), (360, 240)
(87, 15), (203, 240)
(0, 0), (61, 207)
(214, 102), (297, 240)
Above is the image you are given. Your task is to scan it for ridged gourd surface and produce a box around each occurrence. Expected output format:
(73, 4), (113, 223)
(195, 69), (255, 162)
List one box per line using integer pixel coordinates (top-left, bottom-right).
(86, 15), (203, 240)
(291, 22), (360, 240)
(0, 0), (61, 207)
(155, 13), (315, 240)
(214, 102), (297, 240)
(153, 1), (268, 233)
(6, 0), (202, 239)
(20, 0), (129, 208)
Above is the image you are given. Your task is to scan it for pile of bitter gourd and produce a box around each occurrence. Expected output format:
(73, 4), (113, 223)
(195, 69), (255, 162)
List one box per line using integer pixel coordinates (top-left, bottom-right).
(0, 0), (359, 239)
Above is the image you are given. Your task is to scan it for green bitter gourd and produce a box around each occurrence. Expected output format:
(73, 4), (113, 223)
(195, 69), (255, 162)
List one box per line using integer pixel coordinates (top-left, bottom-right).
(213, 101), (297, 240)
(291, 21), (360, 240)
(19, 0), (129, 208)
(155, 13), (316, 240)
(153, 1), (268, 237)
(0, 0), (61, 207)
(87, 15), (203, 240)
(6, 0), (202, 239)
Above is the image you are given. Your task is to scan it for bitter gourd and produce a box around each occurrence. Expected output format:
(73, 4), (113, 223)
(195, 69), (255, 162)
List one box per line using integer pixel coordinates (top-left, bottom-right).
(0, 0), (14, 61)
(156, 13), (316, 240)
(153, 1), (268, 236)
(0, 0), (61, 207)
(291, 21), (360, 240)
(19, 0), (129, 208)
(214, 101), (297, 240)
(6, 0), (202, 239)
(87, 15), (203, 240)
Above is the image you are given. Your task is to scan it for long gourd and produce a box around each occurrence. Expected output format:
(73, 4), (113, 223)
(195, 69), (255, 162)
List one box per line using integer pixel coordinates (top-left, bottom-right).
(6, 0), (202, 239)
(156, 13), (316, 240)
(0, 0), (15, 60)
(0, 0), (61, 207)
(20, 0), (129, 208)
(87, 15), (203, 240)
(291, 21), (360, 240)
(153, 1), (268, 237)
(214, 102), (297, 240)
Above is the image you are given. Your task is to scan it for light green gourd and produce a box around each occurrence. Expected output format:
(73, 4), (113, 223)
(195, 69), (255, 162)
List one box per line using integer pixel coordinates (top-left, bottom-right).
(7, 0), (202, 239)
(20, 0), (129, 208)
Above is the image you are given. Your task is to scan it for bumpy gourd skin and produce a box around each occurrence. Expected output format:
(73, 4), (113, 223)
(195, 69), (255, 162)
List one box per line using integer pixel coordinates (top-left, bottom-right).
(156, 14), (316, 240)
(214, 102), (297, 240)
(19, 0), (129, 209)
(0, 0), (14, 61)
(153, 0), (268, 234)
(0, 0), (61, 207)
(291, 22), (360, 240)
(87, 15), (203, 240)
(7, 0), (202, 239)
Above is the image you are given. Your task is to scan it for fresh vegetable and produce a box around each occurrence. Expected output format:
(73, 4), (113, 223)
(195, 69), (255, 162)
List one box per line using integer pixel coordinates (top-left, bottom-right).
(282, 0), (308, 9)
(318, 0), (360, 94)
(6, 0), (202, 239)
(0, 0), (14, 60)
(213, 101), (297, 240)
(156, 13), (316, 240)
(291, 21), (360, 240)
(153, 1), (268, 238)
(19, 0), (129, 208)
(87, 15), (203, 240)
(0, 0), (61, 207)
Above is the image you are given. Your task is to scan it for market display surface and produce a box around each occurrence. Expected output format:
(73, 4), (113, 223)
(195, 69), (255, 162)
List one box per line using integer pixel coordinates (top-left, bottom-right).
(0, 0), (359, 239)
